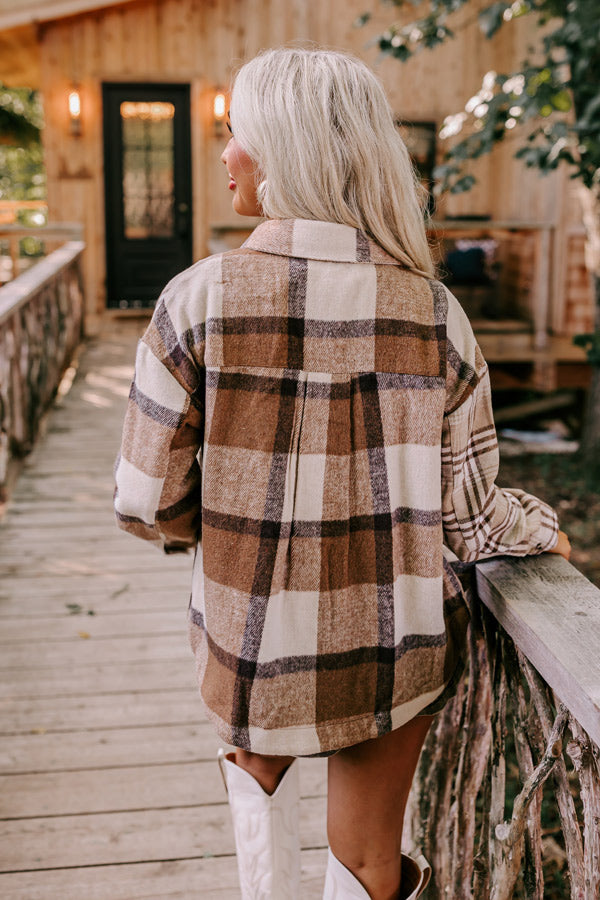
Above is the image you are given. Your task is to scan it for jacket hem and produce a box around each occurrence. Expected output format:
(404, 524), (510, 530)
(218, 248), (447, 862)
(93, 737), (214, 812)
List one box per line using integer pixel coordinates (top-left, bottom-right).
(197, 680), (449, 757)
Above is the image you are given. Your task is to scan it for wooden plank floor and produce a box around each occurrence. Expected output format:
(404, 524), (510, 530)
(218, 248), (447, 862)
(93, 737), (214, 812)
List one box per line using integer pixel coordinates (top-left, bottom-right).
(0, 329), (328, 898)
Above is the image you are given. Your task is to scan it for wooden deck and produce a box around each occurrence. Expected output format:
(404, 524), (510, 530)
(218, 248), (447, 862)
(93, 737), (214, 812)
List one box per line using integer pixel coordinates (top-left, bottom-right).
(0, 329), (328, 898)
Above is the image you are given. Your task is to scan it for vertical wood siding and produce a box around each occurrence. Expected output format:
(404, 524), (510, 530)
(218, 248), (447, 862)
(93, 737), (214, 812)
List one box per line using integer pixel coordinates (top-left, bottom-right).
(39, 0), (588, 330)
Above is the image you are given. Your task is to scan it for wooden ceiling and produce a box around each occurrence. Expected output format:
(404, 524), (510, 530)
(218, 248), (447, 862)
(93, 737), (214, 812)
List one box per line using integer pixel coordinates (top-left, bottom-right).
(0, 25), (40, 88)
(0, 1), (138, 88)
(0, 1), (137, 30)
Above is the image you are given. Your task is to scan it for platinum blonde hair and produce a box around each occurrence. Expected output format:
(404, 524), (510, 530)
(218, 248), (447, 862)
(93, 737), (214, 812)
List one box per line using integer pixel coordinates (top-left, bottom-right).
(230, 47), (434, 278)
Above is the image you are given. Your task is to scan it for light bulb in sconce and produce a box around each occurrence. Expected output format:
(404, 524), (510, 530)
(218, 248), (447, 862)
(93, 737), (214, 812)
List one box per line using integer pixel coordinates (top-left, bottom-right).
(68, 86), (82, 136)
(213, 91), (226, 136)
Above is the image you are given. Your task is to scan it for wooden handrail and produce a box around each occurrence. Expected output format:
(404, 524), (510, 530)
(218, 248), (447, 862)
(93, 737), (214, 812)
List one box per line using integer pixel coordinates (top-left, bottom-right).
(0, 224), (84, 288)
(0, 222), (83, 240)
(476, 555), (600, 748)
(0, 201), (47, 209)
(0, 240), (85, 326)
(0, 200), (47, 225)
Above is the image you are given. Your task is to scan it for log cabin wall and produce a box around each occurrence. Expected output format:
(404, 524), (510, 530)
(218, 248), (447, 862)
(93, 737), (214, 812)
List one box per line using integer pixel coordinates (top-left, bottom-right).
(38, 0), (591, 333)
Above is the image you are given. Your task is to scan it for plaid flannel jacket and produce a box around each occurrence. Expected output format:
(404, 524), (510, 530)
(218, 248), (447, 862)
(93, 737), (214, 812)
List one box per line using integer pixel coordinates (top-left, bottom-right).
(114, 218), (559, 756)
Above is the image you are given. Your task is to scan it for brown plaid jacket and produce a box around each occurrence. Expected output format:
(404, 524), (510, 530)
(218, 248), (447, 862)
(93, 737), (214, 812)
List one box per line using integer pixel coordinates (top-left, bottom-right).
(114, 218), (559, 756)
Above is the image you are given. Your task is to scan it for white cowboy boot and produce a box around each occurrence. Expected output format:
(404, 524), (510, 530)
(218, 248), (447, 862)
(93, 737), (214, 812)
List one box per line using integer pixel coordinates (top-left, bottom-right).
(398, 852), (431, 899)
(322, 847), (431, 900)
(322, 849), (369, 899)
(218, 749), (301, 899)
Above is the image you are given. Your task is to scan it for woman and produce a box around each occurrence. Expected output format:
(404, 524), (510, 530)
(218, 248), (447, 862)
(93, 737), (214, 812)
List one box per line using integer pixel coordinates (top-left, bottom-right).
(114, 48), (570, 900)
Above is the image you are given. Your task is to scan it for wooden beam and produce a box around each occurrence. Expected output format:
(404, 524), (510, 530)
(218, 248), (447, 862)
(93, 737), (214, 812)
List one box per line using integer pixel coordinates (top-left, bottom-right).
(492, 391), (577, 425)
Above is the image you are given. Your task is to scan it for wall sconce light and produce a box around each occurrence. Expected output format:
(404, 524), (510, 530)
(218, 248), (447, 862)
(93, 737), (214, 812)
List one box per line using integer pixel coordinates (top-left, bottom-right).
(213, 90), (226, 137)
(68, 85), (82, 137)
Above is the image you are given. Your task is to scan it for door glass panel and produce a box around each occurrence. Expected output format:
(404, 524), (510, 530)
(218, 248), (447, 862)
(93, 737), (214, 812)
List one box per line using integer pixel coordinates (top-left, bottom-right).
(120, 101), (175, 239)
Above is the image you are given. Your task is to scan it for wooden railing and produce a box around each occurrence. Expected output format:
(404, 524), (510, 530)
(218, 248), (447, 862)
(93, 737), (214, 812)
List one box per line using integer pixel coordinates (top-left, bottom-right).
(405, 554), (600, 900)
(0, 200), (47, 227)
(0, 222), (82, 285)
(0, 238), (85, 502)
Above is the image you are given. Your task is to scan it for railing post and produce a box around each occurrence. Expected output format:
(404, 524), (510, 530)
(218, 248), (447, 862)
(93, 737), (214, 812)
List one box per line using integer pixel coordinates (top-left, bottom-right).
(565, 722), (600, 900)
(9, 236), (19, 282)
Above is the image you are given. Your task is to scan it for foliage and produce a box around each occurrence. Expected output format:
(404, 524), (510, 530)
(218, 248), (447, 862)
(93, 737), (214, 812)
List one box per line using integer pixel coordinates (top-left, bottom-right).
(0, 142), (45, 203)
(359, 0), (600, 383)
(0, 84), (43, 148)
(573, 330), (600, 366)
(0, 84), (46, 225)
(357, 0), (600, 196)
(0, 85), (46, 271)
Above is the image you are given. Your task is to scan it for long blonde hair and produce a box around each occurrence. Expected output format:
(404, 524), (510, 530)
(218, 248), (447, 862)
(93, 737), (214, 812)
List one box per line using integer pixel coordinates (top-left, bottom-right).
(230, 47), (434, 278)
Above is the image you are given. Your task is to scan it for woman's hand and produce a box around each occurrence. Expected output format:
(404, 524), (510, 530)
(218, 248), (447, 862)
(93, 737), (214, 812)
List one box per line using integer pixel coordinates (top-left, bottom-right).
(547, 529), (571, 561)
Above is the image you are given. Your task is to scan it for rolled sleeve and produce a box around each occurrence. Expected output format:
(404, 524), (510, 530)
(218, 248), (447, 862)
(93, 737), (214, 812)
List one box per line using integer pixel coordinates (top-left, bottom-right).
(441, 361), (559, 563)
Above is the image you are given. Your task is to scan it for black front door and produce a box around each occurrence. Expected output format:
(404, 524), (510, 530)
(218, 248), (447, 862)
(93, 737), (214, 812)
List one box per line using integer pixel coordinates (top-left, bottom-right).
(103, 83), (192, 309)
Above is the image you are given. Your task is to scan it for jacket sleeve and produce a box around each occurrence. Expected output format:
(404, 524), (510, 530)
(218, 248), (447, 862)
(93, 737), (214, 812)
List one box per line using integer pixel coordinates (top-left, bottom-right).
(441, 290), (559, 563)
(114, 295), (204, 552)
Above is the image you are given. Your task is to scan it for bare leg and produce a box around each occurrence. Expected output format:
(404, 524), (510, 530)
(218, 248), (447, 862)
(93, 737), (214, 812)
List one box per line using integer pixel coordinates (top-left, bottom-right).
(233, 749), (296, 795)
(327, 715), (434, 900)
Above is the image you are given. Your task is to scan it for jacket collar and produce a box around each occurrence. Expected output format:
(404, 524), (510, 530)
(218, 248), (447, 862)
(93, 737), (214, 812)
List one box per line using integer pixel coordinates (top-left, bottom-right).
(242, 218), (401, 265)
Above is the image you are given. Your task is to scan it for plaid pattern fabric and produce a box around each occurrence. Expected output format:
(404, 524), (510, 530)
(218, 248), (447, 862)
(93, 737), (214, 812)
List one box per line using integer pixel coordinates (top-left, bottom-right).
(114, 218), (559, 756)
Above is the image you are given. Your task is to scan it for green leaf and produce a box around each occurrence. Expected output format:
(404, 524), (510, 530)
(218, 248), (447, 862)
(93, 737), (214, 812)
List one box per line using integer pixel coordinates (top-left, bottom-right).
(450, 174), (477, 193)
(551, 90), (571, 111)
(392, 44), (412, 61)
(573, 333), (594, 348)
(448, 141), (472, 160)
(579, 94), (600, 126)
(478, 1), (510, 38)
(573, 332), (600, 366)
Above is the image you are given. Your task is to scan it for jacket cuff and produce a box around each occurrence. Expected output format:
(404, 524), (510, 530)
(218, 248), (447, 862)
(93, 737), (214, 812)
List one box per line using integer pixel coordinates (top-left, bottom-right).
(532, 501), (560, 554)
